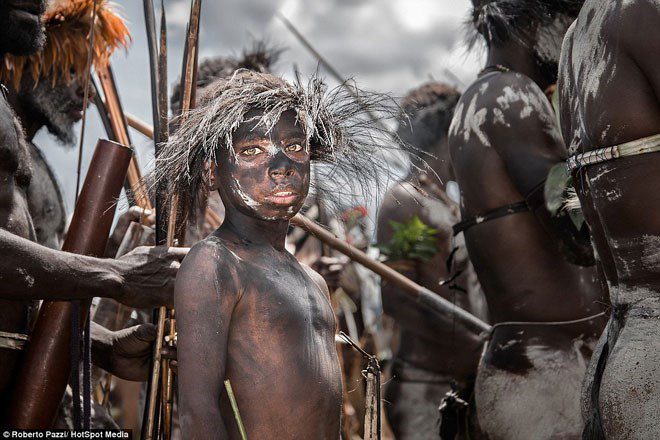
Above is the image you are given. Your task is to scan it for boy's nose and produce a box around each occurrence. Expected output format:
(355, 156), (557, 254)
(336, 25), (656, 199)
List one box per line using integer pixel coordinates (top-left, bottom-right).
(269, 151), (296, 180)
(269, 167), (296, 180)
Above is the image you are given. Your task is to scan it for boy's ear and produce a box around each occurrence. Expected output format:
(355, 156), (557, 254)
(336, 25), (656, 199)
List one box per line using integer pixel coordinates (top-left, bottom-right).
(206, 160), (218, 191)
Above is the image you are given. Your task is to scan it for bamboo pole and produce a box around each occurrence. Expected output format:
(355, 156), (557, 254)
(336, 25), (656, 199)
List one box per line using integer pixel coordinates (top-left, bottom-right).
(290, 214), (491, 333)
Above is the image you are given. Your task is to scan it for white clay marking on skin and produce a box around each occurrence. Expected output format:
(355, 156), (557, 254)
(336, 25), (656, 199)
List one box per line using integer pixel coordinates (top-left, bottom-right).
(604, 187), (621, 201)
(590, 166), (615, 182)
(493, 108), (510, 127)
(480, 83), (489, 94)
(448, 102), (465, 139)
(232, 177), (261, 207)
(462, 94), (491, 147)
(496, 83), (562, 140)
(17, 268), (34, 288)
(641, 235), (660, 271)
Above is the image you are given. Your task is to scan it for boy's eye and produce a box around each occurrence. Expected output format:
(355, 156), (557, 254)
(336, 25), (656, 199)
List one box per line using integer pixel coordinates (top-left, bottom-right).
(241, 147), (263, 156)
(285, 143), (303, 153)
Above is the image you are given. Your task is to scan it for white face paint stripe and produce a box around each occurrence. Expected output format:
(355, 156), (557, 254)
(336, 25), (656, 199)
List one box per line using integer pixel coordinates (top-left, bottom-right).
(231, 177), (261, 207)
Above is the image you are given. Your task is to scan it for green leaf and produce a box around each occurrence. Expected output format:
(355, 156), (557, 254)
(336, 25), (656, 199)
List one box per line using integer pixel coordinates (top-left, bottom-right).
(378, 215), (439, 262)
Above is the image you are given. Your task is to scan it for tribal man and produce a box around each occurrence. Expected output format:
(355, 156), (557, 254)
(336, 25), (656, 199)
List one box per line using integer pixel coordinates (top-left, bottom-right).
(558, 0), (660, 437)
(1, 0), (131, 249)
(0, 0), (186, 423)
(156, 70), (404, 438)
(377, 82), (486, 439)
(447, 1), (608, 438)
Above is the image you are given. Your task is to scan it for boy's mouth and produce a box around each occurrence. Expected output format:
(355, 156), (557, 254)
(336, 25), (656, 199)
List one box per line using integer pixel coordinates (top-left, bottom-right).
(265, 190), (300, 206)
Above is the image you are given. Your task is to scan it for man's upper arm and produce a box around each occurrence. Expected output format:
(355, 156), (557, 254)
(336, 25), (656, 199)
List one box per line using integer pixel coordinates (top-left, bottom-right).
(486, 75), (567, 197)
(175, 240), (236, 435)
(621, 0), (660, 99)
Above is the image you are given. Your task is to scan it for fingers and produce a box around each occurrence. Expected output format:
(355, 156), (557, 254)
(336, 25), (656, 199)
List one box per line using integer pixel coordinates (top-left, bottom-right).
(133, 323), (157, 342)
(126, 206), (155, 226)
(133, 245), (190, 260)
(164, 246), (190, 261)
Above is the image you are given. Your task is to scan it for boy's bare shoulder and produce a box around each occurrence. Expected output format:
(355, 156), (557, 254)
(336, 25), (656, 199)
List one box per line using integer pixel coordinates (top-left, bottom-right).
(176, 236), (243, 296)
(183, 235), (243, 268)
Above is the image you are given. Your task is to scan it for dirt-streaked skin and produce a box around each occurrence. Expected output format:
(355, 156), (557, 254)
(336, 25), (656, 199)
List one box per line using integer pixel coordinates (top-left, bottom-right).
(448, 20), (607, 439)
(559, 0), (660, 436)
(175, 110), (342, 439)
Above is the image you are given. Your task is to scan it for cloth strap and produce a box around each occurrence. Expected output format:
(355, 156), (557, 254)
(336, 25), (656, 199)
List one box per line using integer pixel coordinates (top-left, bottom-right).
(452, 201), (529, 236)
(0, 331), (29, 351)
(568, 133), (660, 171)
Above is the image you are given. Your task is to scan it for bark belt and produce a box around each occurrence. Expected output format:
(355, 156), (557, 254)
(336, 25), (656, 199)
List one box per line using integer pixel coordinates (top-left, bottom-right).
(452, 201), (530, 236)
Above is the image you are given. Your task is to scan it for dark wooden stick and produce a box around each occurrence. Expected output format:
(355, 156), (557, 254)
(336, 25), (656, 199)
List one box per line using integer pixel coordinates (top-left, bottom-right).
(290, 214), (491, 333)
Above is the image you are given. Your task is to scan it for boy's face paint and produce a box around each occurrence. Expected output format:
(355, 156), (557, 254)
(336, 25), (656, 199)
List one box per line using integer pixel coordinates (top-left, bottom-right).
(216, 109), (311, 221)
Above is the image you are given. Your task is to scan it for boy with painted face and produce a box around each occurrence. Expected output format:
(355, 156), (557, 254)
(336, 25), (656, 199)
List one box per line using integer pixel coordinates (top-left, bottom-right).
(157, 71), (402, 438)
(447, 1), (608, 438)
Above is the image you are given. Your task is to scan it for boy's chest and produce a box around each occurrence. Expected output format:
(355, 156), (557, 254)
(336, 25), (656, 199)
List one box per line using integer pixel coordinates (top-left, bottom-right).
(238, 261), (335, 334)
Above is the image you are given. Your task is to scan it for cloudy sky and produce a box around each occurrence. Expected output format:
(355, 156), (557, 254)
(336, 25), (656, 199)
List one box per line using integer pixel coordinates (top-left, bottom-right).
(38, 0), (484, 214)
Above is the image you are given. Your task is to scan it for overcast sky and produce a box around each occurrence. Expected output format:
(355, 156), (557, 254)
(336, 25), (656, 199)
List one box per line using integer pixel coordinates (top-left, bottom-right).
(37, 0), (484, 214)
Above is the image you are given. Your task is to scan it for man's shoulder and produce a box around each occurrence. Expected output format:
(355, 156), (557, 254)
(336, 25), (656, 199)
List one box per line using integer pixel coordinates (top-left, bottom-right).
(450, 72), (556, 150)
(299, 262), (329, 297)
(0, 94), (27, 174)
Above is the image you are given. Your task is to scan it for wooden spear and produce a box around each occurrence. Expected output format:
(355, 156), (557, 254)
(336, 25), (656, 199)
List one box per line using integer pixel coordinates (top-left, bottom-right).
(143, 1), (202, 438)
(95, 62), (153, 211)
(141, 0), (167, 437)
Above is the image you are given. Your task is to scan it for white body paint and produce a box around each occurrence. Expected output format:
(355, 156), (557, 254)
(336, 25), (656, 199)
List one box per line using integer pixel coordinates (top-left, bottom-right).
(476, 335), (594, 440)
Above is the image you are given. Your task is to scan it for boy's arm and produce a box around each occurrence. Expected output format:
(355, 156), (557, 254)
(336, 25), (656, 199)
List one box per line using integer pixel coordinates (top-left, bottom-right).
(176, 241), (235, 439)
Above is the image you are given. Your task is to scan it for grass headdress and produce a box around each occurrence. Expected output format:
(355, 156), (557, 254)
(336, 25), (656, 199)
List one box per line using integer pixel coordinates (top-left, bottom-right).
(152, 70), (411, 218)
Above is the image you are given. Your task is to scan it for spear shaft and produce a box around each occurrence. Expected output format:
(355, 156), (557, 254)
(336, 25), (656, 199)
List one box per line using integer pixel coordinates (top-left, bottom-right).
(276, 12), (389, 133)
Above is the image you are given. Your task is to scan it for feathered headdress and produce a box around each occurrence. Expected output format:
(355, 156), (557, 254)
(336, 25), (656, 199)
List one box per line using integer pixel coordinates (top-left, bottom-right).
(152, 70), (411, 218)
(468, 0), (584, 48)
(0, 0), (130, 89)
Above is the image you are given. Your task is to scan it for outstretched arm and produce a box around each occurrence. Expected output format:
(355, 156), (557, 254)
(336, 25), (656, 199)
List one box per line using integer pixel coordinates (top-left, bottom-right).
(0, 228), (186, 307)
(176, 241), (236, 439)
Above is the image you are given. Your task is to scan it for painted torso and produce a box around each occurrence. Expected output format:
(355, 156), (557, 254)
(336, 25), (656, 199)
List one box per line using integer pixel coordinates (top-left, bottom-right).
(0, 91), (38, 407)
(449, 72), (603, 327)
(559, 3), (660, 436)
(204, 234), (341, 439)
(559, 0), (660, 294)
(26, 142), (66, 249)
